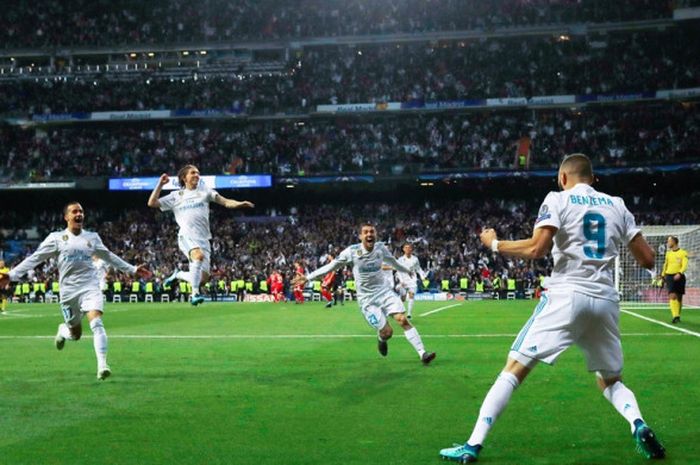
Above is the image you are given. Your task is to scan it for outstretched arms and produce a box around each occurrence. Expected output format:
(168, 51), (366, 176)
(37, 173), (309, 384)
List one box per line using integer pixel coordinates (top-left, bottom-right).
(213, 193), (255, 210)
(480, 226), (557, 260)
(628, 233), (655, 270)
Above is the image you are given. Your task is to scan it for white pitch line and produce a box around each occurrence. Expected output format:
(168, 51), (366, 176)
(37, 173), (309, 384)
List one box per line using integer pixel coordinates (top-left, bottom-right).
(419, 303), (462, 317)
(0, 332), (685, 340)
(621, 309), (700, 338)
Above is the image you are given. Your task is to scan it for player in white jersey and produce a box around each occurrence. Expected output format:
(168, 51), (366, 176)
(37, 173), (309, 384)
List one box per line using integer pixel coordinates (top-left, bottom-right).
(381, 264), (396, 291)
(0, 202), (152, 380)
(293, 223), (436, 364)
(395, 243), (427, 319)
(92, 256), (109, 294)
(147, 165), (254, 306)
(440, 154), (665, 462)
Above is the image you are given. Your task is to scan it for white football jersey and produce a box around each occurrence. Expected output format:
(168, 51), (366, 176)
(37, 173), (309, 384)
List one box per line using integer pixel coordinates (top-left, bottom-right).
(9, 229), (136, 300)
(382, 268), (395, 288)
(159, 183), (217, 240)
(93, 257), (109, 290)
(306, 242), (412, 302)
(535, 183), (640, 301)
(396, 255), (426, 285)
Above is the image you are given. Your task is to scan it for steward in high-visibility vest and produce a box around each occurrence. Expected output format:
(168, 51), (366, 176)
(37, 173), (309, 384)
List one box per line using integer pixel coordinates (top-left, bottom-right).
(459, 277), (468, 290)
(259, 280), (268, 293)
(21, 282), (31, 300)
(441, 279), (450, 291)
(475, 281), (485, 293)
(179, 281), (189, 296)
(507, 278), (517, 291)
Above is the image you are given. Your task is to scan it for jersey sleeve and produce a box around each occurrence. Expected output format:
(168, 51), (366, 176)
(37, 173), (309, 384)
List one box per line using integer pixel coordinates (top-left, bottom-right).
(681, 250), (689, 273)
(92, 234), (138, 275)
(158, 191), (177, 212)
(619, 199), (642, 244)
(307, 247), (353, 281)
(202, 185), (218, 203)
(380, 244), (412, 274)
(534, 192), (561, 230)
(8, 234), (59, 281)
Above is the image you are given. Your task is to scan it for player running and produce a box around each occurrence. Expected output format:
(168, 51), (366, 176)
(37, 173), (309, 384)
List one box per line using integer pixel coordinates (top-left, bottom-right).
(439, 154), (665, 462)
(0, 202), (151, 380)
(147, 165), (254, 306)
(395, 243), (427, 319)
(293, 223), (436, 364)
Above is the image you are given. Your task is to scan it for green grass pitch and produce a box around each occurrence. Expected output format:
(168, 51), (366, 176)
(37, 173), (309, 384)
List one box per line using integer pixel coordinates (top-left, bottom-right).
(1, 299), (698, 464)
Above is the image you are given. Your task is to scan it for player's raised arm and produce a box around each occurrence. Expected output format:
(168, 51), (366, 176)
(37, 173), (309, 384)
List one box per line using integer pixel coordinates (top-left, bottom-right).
(382, 250), (412, 275)
(480, 226), (556, 259)
(92, 234), (142, 276)
(213, 193), (255, 210)
(147, 173), (169, 208)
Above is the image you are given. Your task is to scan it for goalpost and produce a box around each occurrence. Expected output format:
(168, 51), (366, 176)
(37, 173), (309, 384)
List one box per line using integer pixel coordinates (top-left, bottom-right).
(616, 225), (700, 309)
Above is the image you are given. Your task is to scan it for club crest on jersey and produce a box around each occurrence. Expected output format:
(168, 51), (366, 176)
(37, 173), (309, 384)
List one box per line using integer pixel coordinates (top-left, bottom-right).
(178, 191), (184, 196)
(535, 204), (551, 224)
(62, 235), (68, 241)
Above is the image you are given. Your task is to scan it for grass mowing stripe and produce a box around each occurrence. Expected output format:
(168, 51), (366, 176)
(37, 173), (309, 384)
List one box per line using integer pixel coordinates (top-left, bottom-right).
(0, 332), (685, 340)
(621, 308), (700, 338)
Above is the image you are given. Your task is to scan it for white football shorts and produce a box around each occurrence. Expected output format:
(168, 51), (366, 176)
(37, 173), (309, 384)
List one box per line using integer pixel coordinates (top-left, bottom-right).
(398, 281), (417, 296)
(177, 235), (211, 273)
(359, 289), (407, 330)
(60, 289), (105, 327)
(509, 290), (623, 375)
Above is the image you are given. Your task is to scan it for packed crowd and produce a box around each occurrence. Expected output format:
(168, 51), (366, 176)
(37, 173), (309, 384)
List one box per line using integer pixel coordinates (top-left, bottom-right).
(2, 24), (699, 116)
(0, 0), (674, 49)
(3, 195), (699, 297)
(2, 103), (698, 180)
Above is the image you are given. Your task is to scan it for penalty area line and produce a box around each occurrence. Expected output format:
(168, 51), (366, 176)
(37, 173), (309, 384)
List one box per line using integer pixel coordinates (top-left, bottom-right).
(418, 303), (462, 317)
(621, 309), (700, 338)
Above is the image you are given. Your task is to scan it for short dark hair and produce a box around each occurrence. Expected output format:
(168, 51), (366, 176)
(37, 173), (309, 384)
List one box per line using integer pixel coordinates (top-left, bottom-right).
(560, 153), (593, 180)
(63, 201), (82, 216)
(669, 236), (679, 245)
(359, 222), (375, 232)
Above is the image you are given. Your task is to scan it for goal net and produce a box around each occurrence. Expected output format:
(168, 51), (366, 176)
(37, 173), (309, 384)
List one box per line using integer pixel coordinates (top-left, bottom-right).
(616, 225), (700, 309)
